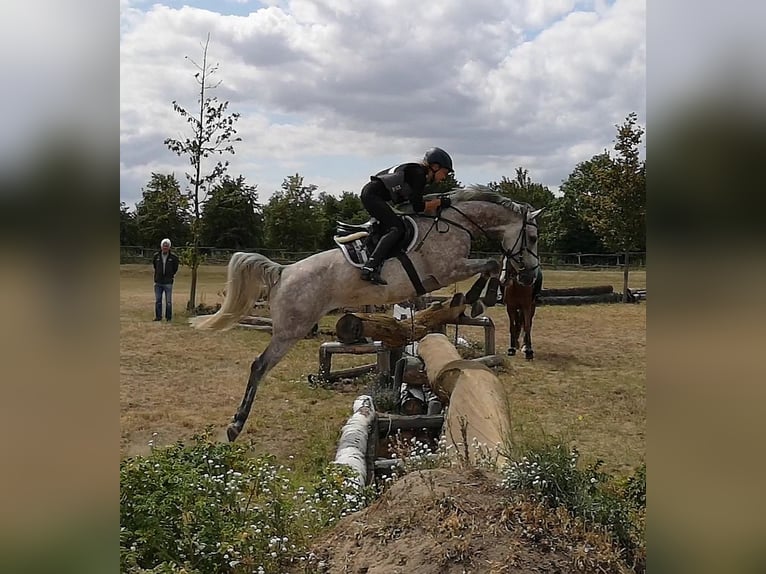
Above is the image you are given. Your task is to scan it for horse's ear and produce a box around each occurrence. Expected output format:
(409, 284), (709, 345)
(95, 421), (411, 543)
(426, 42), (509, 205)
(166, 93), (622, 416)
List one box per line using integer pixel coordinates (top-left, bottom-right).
(528, 208), (545, 220)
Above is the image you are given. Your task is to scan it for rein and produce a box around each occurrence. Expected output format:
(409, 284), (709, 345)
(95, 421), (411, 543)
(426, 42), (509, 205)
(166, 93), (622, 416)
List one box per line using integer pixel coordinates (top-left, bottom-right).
(446, 204), (540, 274)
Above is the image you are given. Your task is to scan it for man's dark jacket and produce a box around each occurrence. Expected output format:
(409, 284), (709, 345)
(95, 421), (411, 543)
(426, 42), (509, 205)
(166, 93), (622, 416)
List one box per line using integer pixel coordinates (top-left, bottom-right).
(152, 252), (180, 284)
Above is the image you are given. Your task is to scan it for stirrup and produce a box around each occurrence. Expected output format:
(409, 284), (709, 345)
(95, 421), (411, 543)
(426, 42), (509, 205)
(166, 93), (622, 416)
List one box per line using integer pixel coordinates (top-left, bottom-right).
(361, 266), (387, 285)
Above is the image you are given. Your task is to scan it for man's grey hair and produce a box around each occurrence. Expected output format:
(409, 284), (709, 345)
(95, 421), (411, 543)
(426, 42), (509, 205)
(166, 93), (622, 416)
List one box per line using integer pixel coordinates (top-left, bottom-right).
(161, 238), (171, 247)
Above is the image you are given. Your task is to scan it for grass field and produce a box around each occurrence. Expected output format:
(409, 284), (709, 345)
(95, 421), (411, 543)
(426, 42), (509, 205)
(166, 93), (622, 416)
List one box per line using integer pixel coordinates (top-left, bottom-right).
(120, 263), (645, 476)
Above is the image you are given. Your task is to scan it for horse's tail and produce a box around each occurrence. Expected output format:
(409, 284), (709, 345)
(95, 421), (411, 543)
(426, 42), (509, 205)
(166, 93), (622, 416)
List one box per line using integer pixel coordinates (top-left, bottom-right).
(191, 252), (285, 331)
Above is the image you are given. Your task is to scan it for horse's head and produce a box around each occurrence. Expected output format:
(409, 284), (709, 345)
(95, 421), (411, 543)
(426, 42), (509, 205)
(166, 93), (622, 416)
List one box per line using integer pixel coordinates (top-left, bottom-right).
(502, 205), (544, 286)
(444, 185), (544, 285)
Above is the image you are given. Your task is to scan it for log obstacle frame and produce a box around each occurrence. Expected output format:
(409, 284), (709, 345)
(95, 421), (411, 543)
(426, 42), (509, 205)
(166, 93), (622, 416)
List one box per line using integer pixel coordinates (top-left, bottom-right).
(438, 315), (496, 356)
(317, 341), (395, 383)
(316, 314), (496, 383)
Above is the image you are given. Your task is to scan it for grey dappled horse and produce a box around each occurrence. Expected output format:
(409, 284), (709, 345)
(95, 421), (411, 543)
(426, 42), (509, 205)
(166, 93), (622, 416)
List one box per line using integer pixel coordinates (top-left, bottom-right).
(193, 185), (543, 441)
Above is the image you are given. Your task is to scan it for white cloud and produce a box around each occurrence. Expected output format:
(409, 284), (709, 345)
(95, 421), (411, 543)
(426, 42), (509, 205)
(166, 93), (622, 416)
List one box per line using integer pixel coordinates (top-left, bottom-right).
(120, 0), (646, 206)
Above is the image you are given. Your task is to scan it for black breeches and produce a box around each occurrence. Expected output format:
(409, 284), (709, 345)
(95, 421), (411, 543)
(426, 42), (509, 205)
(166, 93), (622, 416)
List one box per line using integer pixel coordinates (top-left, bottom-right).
(361, 182), (404, 267)
(361, 182), (404, 233)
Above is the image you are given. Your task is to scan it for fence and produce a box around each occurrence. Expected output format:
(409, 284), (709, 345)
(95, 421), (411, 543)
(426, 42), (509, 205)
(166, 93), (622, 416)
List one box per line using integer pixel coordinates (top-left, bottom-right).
(121, 246), (646, 270)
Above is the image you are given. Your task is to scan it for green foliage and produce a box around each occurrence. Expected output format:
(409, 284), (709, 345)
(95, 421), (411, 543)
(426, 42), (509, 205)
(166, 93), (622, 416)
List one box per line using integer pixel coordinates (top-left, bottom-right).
(316, 191), (367, 249)
(121, 201), (141, 246)
(584, 113), (646, 253)
(547, 154), (612, 254)
(262, 174), (324, 251)
(501, 443), (645, 569)
(472, 168), (554, 252)
(163, 35), (241, 308)
(134, 173), (191, 248)
(489, 168), (556, 211)
(200, 175), (263, 248)
(120, 430), (372, 574)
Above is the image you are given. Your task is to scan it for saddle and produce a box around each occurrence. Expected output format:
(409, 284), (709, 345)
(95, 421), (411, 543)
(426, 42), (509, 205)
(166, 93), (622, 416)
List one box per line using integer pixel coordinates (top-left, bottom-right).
(333, 216), (419, 269)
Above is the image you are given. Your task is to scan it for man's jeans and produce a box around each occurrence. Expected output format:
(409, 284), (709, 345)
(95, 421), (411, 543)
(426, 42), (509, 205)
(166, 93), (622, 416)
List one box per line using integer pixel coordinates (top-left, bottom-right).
(154, 283), (173, 320)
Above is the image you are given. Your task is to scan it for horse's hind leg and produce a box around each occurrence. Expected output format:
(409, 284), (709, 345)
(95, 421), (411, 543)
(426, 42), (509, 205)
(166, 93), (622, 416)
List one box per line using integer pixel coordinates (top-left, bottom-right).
(227, 334), (302, 442)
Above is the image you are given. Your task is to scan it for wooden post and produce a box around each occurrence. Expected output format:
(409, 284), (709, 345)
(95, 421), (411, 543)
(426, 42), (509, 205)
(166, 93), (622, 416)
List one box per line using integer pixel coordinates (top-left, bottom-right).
(318, 341), (391, 382)
(333, 395), (376, 488)
(417, 333), (510, 468)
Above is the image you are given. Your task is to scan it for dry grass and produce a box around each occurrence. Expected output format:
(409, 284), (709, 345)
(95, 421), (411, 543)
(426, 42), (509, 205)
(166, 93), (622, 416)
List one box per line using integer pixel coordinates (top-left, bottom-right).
(120, 263), (645, 476)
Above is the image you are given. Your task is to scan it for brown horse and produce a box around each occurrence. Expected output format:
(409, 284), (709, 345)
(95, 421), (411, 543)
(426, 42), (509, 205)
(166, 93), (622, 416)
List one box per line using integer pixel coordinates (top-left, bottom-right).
(501, 257), (543, 359)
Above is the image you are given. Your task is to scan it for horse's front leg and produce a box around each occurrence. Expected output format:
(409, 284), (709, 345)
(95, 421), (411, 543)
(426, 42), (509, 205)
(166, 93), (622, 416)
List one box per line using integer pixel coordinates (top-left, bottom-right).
(522, 303), (534, 360)
(228, 334), (302, 442)
(448, 258), (500, 283)
(508, 307), (521, 356)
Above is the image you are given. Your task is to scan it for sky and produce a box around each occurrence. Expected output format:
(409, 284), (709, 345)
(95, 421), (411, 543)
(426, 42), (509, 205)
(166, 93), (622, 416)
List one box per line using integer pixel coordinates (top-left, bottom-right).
(119, 0), (646, 209)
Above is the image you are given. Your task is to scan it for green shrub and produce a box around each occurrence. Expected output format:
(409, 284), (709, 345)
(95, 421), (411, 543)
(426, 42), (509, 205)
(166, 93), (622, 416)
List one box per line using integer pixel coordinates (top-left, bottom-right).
(120, 430), (372, 573)
(501, 444), (645, 571)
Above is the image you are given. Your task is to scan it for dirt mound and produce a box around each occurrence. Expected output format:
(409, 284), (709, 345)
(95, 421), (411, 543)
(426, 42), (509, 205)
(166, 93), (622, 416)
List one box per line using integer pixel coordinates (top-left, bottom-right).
(306, 467), (631, 574)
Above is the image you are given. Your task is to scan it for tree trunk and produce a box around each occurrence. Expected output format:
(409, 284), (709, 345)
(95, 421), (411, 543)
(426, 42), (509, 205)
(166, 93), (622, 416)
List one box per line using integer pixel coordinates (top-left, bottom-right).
(335, 293), (469, 347)
(622, 250), (630, 303)
(417, 333), (510, 468)
(335, 313), (418, 347)
(187, 263), (198, 311)
(333, 395), (376, 488)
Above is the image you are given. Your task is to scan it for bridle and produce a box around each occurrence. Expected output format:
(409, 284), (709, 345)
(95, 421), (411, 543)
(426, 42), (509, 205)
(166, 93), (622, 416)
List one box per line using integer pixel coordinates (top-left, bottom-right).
(444, 203), (540, 279)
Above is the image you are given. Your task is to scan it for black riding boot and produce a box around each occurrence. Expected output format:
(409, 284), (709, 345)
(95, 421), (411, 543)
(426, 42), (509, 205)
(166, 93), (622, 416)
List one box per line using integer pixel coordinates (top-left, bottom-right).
(361, 227), (402, 285)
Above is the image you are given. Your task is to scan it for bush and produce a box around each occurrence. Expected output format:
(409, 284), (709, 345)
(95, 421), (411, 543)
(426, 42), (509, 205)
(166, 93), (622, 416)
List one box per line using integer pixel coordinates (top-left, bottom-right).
(501, 444), (645, 572)
(120, 430), (372, 573)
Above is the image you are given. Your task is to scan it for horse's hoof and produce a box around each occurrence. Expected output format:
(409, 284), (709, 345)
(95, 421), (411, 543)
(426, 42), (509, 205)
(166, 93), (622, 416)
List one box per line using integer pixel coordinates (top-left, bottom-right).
(525, 352), (534, 360)
(507, 348), (516, 356)
(226, 424), (241, 442)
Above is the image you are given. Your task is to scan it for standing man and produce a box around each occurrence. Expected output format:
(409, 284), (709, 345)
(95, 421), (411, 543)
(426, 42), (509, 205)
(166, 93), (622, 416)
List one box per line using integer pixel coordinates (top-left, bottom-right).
(152, 238), (180, 321)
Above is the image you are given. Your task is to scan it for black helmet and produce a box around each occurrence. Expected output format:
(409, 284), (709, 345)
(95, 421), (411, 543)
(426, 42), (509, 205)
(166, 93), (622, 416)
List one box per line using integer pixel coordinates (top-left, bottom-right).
(423, 147), (453, 173)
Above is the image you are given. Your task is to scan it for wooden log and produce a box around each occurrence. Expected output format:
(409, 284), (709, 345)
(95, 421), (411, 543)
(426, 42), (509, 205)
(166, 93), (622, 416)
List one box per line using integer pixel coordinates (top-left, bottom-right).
(333, 395), (376, 488)
(335, 313), (416, 347)
(539, 285), (614, 297)
(418, 333), (510, 468)
(399, 354), (504, 388)
(335, 293), (470, 347)
(322, 363), (377, 382)
(412, 293), (468, 330)
(538, 292), (623, 306)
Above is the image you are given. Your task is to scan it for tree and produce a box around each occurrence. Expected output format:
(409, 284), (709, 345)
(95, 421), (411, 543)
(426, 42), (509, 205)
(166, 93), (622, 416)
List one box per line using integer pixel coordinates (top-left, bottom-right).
(316, 191), (367, 249)
(490, 168), (556, 212)
(546, 154), (611, 255)
(120, 202), (140, 246)
(262, 174), (323, 252)
(200, 175), (263, 249)
(134, 173), (190, 248)
(164, 34), (241, 311)
(585, 113), (646, 301)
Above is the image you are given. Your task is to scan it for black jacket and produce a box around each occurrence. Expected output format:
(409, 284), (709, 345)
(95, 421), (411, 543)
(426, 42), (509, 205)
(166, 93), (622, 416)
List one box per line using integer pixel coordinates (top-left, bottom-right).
(371, 163), (428, 212)
(152, 251), (180, 284)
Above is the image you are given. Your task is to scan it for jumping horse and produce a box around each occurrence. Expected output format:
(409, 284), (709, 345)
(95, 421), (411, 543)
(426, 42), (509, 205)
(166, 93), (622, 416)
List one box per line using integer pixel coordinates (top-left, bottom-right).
(500, 255), (543, 359)
(193, 185), (543, 441)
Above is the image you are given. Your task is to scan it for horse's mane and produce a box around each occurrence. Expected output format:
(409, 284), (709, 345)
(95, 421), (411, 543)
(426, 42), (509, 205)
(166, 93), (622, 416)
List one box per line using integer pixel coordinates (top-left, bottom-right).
(445, 184), (528, 216)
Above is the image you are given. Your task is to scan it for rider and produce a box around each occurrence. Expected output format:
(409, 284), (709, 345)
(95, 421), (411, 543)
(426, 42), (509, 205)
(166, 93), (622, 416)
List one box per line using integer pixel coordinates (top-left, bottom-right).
(359, 147), (454, 285)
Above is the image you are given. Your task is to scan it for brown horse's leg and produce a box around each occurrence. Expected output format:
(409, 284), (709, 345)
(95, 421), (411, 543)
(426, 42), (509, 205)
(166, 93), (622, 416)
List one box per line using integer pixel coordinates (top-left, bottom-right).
(522, 294), (535, 360)
(227, 335), (301, 442)
(507, 299), (521, 356)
